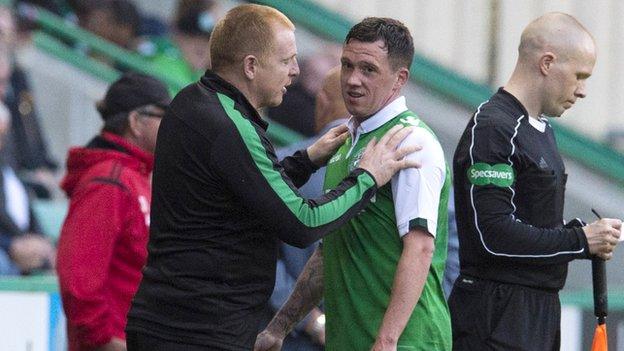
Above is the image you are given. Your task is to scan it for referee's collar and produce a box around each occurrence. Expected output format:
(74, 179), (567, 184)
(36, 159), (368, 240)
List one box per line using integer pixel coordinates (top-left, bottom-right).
(347, 96), (408, 136)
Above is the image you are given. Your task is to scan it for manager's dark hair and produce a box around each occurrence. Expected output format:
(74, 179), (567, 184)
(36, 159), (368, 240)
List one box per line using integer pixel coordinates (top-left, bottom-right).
(345, 17), (414, 71)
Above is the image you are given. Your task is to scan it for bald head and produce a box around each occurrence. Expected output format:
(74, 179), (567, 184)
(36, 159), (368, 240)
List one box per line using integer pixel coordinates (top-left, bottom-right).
(314, 66), (348, 133)
(519, 12), (595, 63)
(505, 12), (597, 118)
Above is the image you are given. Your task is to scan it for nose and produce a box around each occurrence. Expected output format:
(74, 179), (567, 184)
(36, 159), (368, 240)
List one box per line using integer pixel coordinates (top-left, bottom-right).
(345, 70), (361, 87)
(575, 81), (587, 99)
(290, 58), (300, 78)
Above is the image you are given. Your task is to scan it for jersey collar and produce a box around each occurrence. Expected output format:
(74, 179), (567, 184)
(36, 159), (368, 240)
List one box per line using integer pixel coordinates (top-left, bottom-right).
(528, 116), (548, 133)
(347, 96), (408, 137)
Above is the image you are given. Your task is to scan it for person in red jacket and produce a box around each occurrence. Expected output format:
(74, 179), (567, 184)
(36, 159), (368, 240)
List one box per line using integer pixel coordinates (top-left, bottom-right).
(57, 73), (171, 351)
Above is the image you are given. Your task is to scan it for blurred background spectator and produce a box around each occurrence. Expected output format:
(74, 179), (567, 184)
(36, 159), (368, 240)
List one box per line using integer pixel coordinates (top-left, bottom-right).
(56, 73), (170, 351)
(0, 6), (57, 198)
(267, 49), (340, 137)
(0, 100), (54, 276)
(82, 0), (141, 51)
(139, 0), (218, 84)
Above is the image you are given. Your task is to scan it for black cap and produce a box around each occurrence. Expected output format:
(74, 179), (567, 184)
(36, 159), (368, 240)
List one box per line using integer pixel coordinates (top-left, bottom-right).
(97, 73), (171, 120)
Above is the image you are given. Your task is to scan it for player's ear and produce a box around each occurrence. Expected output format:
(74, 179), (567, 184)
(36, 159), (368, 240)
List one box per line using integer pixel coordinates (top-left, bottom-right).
(243, 55), (259, 80)
(540, 52), (556, 76)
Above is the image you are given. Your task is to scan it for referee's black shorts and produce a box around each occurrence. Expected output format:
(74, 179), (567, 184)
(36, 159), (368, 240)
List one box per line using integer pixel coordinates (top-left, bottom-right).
(448, 275), (561, 351)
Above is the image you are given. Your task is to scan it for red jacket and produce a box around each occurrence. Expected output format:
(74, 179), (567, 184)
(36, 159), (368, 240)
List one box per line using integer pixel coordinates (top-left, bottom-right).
(57, 132), (153, 351)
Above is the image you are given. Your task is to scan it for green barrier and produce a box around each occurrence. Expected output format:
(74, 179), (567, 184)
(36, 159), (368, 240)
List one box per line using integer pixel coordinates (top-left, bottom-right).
(0, 275), (58, 293)
(250, 0), (624, 185)
(32, 31), (120, 83)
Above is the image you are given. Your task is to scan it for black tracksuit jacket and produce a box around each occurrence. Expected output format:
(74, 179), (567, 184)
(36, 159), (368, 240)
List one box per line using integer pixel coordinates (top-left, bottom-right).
(452, 88), (590, 292)
(127, 71), (377, 350)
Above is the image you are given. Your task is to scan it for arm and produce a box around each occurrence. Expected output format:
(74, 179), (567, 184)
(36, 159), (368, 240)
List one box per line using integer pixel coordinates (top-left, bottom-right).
(56, 182), (128, 349)
(373, 230), (433, 350)
(255, 246), (325, 350)
(280, 125), (349, 188)
(375, 126), (442, 350)
(213, 98), (417, 248)
(279, 149), (319, 188)
(467, 118), (589, 264)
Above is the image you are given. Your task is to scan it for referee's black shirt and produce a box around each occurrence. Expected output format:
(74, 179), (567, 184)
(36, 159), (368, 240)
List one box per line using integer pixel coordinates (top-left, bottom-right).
(453, 88), (589, 291)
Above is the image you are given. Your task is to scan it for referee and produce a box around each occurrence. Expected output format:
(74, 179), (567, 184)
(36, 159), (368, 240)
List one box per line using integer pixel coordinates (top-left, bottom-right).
(450, 12), (621, 351)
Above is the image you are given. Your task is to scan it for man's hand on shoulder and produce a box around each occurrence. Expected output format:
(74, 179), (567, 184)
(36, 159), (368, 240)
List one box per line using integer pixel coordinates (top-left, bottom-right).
(307, 124), (349, 166)
(358, 125), (421, 187)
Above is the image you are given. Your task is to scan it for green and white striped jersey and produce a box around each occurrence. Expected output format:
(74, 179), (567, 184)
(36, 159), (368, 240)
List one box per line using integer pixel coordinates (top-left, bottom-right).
(323, 97), (452, 350)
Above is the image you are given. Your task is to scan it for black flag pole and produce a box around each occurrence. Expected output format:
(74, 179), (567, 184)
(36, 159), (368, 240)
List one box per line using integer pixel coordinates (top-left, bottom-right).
(590, 208), (608, 351)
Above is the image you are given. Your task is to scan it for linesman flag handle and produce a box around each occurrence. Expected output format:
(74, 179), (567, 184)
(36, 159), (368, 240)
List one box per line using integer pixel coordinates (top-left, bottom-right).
(592, 257), (608, 324)
(591, 209), (608, 351)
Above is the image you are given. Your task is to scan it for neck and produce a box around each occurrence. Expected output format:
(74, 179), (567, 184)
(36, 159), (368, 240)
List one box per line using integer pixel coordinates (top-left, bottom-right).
(354, 90), (402, 123)
(214, 69), (261, 109)
(504, 66), (544, 118)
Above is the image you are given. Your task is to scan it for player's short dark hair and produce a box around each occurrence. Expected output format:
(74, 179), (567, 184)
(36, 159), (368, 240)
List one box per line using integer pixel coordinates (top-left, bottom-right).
(345, 17), (414, 71)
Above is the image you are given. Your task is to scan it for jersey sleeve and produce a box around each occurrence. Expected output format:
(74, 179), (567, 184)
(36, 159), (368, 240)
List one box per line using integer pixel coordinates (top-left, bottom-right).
(278, 149), (319, 188)
(392, 128), (446, 238)
(211, 94), (377, 248)
(466, 116), (588, 264)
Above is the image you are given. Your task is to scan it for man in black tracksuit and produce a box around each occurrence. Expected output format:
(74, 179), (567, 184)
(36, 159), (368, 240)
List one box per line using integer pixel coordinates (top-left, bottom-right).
(125, 4), (418, 351)
(449, 13), (621, 351)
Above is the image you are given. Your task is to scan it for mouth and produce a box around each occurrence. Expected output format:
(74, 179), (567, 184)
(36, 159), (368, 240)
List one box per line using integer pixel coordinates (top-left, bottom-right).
(282, 82), (292, 94)
(347, 91), (364, 98)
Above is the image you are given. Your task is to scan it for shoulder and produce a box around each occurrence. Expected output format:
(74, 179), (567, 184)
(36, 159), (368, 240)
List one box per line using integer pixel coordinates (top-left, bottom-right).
(398, 126), (445, 170)
(165, 84), (233, 138)
(472, 92), (528, 132)
(476, 101), (522, 129)
(70, 159), (132, 196)
(394, 115), (442, 153)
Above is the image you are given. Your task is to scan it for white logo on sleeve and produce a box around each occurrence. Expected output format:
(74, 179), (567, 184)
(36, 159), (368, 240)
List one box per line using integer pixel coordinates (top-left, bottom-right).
(138, 195), (150, 226)
(399, 116), (420, 126)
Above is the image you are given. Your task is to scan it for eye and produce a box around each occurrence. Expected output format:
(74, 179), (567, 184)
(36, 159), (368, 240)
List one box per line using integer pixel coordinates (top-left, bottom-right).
(362, 65), (376, 75)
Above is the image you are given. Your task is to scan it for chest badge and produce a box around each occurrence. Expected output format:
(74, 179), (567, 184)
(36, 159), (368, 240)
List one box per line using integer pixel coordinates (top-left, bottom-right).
(538, 157), (549, 169)
(328, 152), (342, 164)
